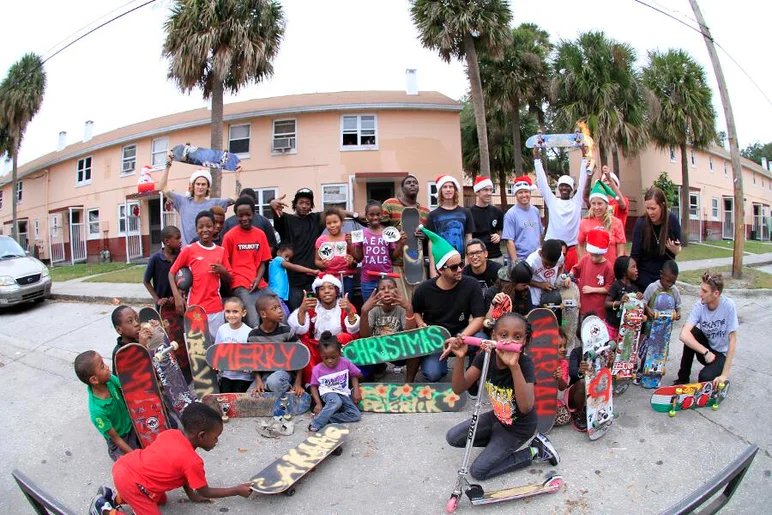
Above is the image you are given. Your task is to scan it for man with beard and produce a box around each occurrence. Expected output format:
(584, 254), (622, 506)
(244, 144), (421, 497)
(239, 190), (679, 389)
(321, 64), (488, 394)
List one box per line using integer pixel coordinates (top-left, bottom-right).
(470, 177), (505, 265)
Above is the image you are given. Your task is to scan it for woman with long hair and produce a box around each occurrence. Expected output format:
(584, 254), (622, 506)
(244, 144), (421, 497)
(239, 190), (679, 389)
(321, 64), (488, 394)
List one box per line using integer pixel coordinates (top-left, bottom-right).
(577, 181), (626, 264)
(630, 187), (682, 290)
(425, 174), (474, 278)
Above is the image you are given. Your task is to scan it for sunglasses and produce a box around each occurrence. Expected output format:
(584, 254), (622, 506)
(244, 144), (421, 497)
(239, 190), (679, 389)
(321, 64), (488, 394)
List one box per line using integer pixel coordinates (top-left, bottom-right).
(443, 263), (462, 272)
(702, 272), (720, 287)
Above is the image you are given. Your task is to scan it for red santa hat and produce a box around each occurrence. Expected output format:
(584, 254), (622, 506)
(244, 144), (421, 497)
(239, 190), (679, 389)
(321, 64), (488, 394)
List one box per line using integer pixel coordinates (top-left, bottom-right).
(512, 176), (535, 194)
(586, 228), (610, 255)
(435, 174), (460, 191)
(473, 176), (493, 192)
(311, 273), (342, 293)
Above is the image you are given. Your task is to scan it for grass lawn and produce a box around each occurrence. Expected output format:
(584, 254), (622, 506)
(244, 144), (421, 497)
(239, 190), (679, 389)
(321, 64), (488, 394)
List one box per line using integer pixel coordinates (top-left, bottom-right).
(700, 239), (772, 255)
(83, 266), (145, 284)
(679, 265), (772, 289)
(50, 262), (135, 282)
(677, 243), (734, 261)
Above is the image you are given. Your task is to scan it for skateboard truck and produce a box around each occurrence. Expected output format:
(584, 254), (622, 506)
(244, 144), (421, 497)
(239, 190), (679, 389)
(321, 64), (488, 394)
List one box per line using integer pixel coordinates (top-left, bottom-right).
(154, 341), (179, 361)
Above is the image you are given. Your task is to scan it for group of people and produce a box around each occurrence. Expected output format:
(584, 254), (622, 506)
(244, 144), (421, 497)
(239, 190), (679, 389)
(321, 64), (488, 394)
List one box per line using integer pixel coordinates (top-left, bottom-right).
(76, 154), (739, 514)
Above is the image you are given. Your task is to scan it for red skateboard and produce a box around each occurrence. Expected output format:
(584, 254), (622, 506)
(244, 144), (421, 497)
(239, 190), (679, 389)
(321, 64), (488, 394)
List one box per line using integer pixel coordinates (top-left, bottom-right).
(526, 308), (560, 434)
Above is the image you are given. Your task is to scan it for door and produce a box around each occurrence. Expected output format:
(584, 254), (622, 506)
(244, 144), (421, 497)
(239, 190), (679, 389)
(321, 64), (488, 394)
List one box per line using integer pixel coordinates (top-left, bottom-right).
(124, 201), (143, 263)
(16, 220), (29, 251)
(722, 197), (734, 240)
(49, 213), (65, 264)
(366, 182), (395, 204)
(752, 204), (762, 240)
(148, 198), (162, 246)
(69, 208), (87, 263)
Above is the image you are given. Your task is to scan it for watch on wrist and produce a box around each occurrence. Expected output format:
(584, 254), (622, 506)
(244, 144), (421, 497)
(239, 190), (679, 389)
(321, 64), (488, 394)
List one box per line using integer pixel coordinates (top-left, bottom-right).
(353, 212), (360, 220)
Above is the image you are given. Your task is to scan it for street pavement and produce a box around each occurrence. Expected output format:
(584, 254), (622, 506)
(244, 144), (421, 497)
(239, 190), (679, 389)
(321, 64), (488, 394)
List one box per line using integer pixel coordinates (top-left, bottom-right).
(0, 293), (770, 514)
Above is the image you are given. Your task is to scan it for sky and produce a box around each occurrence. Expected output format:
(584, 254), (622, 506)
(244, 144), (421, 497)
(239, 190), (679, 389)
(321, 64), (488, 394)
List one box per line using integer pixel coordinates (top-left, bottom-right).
(1, 0), (770, 174)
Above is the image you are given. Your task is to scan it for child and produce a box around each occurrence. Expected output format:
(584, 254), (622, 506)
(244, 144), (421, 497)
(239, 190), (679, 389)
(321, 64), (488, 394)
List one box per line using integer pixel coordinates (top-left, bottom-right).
(605, 256), (643, 341)
(143, 225), (182, 313)
(638, 260), (682, 383)
(75, 350), (140, 462)
(570, 229), (614, 319)
(485, 259), (534, 317)
(351, 200), (406, 301)
(89, 403), (251, 514)
(315, 206), (356, 298)
(308, 331), (363, 432)
(444, 313), (559, 480)
(247, 295), (305, 397)
(566, 322), (590, 432)
(269, 243), (319, 319)
(214, 297), (253, 393)
(526, 239), (565, 307)
(169, 210), (232, 339)
(553, 328), (571, 427)
(110, 305), (153, 374)
(288, 274), (360, 385)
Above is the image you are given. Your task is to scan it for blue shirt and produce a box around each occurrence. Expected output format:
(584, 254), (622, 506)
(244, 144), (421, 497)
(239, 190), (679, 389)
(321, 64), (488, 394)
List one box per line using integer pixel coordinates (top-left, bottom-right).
(269, 256), (290, 300)
(168, 191), (230, 245)
(143, 250), (174, 301)
(502, 204), (542, 259)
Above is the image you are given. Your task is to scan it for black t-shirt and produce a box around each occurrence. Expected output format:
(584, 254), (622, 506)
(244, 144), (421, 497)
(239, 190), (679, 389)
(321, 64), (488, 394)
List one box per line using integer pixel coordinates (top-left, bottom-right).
(470, 204), (504, 258)
(606, 280), (640, 327)
(412, 276), (485, 335)
(273, 212), (323, 287)
(425, 206), (476, 257)
(463, 261), (502, 294)
(471, 351), (537, 432)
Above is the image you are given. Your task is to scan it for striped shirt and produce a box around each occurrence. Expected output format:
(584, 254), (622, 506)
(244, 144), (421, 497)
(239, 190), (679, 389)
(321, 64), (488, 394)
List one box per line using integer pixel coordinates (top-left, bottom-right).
(381, 198), (429, 267)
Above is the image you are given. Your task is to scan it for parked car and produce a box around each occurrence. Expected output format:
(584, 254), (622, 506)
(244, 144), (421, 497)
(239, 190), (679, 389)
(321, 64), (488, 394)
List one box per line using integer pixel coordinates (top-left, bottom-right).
(0, 235), (52, 307)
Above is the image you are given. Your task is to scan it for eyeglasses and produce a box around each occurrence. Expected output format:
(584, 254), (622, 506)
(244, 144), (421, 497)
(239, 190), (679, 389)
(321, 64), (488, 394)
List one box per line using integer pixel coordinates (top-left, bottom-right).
(443, 263), (462, 272)
(466, 250), (485, 257)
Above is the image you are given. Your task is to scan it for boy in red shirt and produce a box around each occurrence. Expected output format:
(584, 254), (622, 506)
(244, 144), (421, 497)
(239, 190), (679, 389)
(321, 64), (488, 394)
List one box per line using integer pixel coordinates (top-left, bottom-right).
(89, 403), (250, 515)
(571, 229), (615, 318)
(169, 210), (232, 339)
(222, 196), (273, 327)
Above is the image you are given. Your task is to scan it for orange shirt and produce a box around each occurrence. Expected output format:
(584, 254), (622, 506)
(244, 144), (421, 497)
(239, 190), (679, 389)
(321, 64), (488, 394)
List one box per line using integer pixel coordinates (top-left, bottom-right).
(577, 216), (626, 265)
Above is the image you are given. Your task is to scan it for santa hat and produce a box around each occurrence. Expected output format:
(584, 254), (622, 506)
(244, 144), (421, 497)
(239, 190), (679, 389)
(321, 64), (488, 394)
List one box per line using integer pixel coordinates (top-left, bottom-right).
(586, 228), (610, 255)
(473, 176), (493, 192)
(556, 175), (575, 190)
(419, 225), (460, 270)
(189, 169), (212, 185)
(512, 176), (535, 194)
(589, 180), (615, 203)
(311, 273), (342, 293)
(435, 174), (460, 191)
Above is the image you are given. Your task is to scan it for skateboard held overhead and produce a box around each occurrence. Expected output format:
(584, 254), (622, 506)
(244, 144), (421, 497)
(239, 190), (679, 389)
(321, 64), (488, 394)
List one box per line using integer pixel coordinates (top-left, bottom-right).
(483, 293), (512, 329)
(341, 325), (450, 366)
(171, 144), (240, 171)
(581, 315), (615, 441)
(651, 380), (729, 416)
(359, 383), (467, 413)
(525, 131), (593, 149)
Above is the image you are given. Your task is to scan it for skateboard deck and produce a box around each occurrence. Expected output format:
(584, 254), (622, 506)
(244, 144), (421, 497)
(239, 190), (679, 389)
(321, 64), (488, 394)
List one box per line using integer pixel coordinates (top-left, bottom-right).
(201, 392), (312, 419)
(525, 132), (593, 149)
(160, 304), (192, 383)
(526, 308), (560, 434)
(358, 383), (467, 413)
(469, 475), (564, 506)
(651, 381), (730, 416)
(612, 296), (645, 389)
(114, 343), (170, 447)
(581, 315), (614, 441)
(184, 305), (219, 397)
(171, 144), (240, 171)
(483, 293), (512, 329)
(641, 292), (676, 389)
(250, 424), (350, 496)
(539, 288), (563, 326)
(341, 325), (451, 366)
(205, 342), (310, 372)
(402, 207), (424, 285)
(559, 280), (580, 349)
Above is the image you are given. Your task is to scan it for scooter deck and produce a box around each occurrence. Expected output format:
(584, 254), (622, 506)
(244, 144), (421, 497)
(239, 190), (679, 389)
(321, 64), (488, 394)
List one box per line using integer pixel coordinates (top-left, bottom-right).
(469, 475), (564, 505)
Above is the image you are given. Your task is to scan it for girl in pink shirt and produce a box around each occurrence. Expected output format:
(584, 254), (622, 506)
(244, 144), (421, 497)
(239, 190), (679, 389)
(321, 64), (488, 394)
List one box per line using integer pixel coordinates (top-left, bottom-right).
(315, 207), (356, 298)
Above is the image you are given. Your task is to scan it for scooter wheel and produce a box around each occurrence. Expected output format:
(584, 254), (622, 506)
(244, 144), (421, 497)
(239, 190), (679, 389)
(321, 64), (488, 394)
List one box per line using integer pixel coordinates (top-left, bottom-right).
(466, 484), (484, 500)
(446, 496), (459, 513)
(284, 488), (296, 496)
(333, 446), (344, 456)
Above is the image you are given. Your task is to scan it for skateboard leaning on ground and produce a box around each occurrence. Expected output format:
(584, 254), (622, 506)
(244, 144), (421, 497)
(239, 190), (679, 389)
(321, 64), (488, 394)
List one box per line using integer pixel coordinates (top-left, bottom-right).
(114, 343), (170, 448)
(171, 144), (241, 171)
(201, 391), (312, 419)
(341, 325), (451, 366)
(526, 308), (560, 434)
(205, 342), (311, 373)
(402, 207), (424, 285)
(559, 279), (580, 349)
(525, 131), (594, 149)
(641, 291), (677, 389)
(650, 380), (730, 416)
(581, 315), (615, 441)
(250, 424), (350, 496)
(612, 296), (645, 395)
(483, 293), (512, 329)
(160, 303), (192, 383)
(358, 383), (467, 413)
(184, 305), (219, 397)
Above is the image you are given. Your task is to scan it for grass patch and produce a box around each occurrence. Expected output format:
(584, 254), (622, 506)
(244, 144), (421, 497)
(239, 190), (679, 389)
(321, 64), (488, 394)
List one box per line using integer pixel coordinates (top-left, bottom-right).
(677, 243), (733, 261)
(679, 265), (772, 289)
(700, 240), (772, 255)
(50, 262), (135, 282)
(83, 266), (145, 284)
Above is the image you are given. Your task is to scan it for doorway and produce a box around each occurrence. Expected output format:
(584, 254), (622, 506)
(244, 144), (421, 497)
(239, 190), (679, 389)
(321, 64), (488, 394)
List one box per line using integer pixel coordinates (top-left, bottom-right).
(149, 198), (162, 249)
(366, 182), (395, 204)
(722, 197), (734, 239)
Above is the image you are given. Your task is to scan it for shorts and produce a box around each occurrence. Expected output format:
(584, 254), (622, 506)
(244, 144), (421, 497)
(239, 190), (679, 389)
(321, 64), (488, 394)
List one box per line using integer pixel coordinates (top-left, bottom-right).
(112, 459), (168, 515)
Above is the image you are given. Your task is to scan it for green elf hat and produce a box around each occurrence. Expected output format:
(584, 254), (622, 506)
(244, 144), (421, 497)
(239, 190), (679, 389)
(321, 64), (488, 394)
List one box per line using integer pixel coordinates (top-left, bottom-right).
(419, 225), (460, 269)
(589, 180), (616, 203)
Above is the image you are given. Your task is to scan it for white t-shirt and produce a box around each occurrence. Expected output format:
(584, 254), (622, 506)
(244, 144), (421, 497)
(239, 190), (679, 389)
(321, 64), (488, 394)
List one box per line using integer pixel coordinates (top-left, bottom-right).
(534, 159), (589, 246)
(214, 322), (254, 381)
(526, 250), (564, 306)
(687, 296), (738, 354)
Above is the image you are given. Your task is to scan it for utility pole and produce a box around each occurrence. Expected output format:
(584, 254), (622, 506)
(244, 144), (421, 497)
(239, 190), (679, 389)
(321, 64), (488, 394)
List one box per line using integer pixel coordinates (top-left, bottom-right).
(689, 0), (745, 277)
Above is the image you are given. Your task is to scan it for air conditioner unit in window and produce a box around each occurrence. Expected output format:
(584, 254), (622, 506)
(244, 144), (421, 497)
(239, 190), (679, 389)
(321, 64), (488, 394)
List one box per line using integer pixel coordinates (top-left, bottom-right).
(272, 137), (295, 152)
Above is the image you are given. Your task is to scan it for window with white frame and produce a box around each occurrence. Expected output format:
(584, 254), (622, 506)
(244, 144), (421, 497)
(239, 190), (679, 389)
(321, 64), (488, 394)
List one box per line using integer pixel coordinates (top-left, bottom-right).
(87, 209), (100, 239)
(151, 138), (169, 168)
(669, 147), (676, 162)
(251, 187), (278, 223)
(690, 149), (696, 166)
(272, 119), (297, 153)
(16, 181), (22, 202)
(709, 156), (714, 172)
(689, 193), (699, 220)
(118, 202), (138, 235)
(34, 219), (39, 239)
(712, 198), (719, 219)
(341, 114), (377, 149)
(428, 182), (439, 209)
(76, 157), (92, 185)
(322, 184), (348, 210)
(122, 145), (137, 175)
(724, 161), (728, 178)
(228, 124), (250, 155)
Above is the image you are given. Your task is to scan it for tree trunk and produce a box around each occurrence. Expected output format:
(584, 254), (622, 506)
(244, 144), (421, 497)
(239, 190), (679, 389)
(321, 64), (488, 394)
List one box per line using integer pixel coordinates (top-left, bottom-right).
(680, 143), (690, 247)
(511, 105), (523, 175)
(464, 33), (491, 178)
(599, 142), (608, 170)
(11, 151), (18, 241)
(209, 78), (224, 198)
(612, 148), (621, 179)
(498, 168), (508, 208)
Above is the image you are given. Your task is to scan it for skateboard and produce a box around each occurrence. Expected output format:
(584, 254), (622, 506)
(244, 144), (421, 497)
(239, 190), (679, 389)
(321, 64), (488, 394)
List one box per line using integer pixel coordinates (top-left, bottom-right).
(483, 293), (512, 329)
(581, 315), (615, 441)
(525, 131), (593, 149)
(171, 144), (241, 171)
(539, 288), (563, 326)
(201, 391), (312, 419)
(467, 475), (564, 506)
(174, 266), (193, 292)
(184, 305), (219, 397)
(341, 325), (451, 366)
(526, 308), (560, 434)
(205, 342), (310, 372)
(160, 304), (192, 383)
(559, 278), (580, 348)
(358, 383), (467, 413)
(402, 207), (424, 285)
(250, 424), (350, 496)
(641, 292), (676, 389)
(114, 343), (170, 447)
(612, 296), (645, 394)
(650, 381), (730, 416)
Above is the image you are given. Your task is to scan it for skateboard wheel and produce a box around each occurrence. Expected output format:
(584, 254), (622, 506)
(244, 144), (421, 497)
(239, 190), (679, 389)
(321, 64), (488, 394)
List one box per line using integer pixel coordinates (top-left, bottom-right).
(222, 415), (229, 423)
(675, 388), (683, 395)
(170, 341), (179, 350)
(608, 342), (617, 351)
(284, 488), (296, 497)
(154, 352), (163, 361)
(465, 484), (484, 500)
(333, 446), (343, 456)
(718, 382), (726, 390)
(711, 404), (718, 411)
(587, 351), (597, 360)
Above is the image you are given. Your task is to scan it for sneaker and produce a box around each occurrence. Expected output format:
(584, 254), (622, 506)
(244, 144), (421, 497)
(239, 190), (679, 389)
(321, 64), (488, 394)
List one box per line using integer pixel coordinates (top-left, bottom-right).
(572, 408), (588, 433)
(89, 495), (114, 515)
(531, 433), (560, 466)
(672, 378), (689, 386)
(96, 486), (115, 506)
(632, 373), (641, 386)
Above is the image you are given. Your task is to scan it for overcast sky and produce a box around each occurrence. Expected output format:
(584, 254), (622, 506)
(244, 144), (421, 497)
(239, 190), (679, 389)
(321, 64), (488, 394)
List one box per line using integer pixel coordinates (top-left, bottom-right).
(1, 0), (770, 173)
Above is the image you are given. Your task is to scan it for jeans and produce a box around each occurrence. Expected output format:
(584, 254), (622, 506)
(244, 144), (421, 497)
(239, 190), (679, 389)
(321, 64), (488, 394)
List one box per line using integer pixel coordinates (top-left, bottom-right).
(232, 286), (262, 327)
(361, 280), (377, 302)
(206, 312), (224, 340)
(420, 352), (449, 382)
(311, 392), (362, 430)
(677, 327), (727, 383)
(260, 370), (293, 397)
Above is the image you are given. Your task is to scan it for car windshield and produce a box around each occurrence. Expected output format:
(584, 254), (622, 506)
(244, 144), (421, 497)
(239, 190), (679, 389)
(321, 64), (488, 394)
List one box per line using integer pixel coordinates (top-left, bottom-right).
(0, 238), (26, 259)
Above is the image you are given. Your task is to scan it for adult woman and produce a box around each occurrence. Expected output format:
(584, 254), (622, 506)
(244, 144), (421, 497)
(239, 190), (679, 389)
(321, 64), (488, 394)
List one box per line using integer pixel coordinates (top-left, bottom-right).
(577, 181), (626, 264)
(630, 187), (682, 291)
(425, 174), (474, 278)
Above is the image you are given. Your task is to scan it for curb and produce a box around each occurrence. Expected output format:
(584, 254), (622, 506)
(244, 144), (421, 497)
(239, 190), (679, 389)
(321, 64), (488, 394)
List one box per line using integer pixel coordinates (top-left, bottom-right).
(50, 293), (154, 306)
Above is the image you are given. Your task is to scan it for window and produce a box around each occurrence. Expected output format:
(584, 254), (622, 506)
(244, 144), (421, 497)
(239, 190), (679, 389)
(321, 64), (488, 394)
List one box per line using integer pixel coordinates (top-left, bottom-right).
(76, 157), (92, 185)
(122, 145), (136, 175)
(251, 188), (278, 223)
(272, 119), (297, 154)
(16, 181), (22, 202)
(322, 184), (348, 210)
(87, 209), (100, 239)
(689, 193), (699, 220)
(151, 138), (169, 168)
(34, 219), (39, 239)
(0, 189), (3, 210)
(709, 156), (714, 172)
(690, 149), (696, 166)
(724, 161), (728, 178)
(118, 202), (138, 235)
(341, 114), (377, 149)
(712, 198), (719, 219)
(427, 182), (439, 209)
(669, 147), (676, 162)
(228, 124), (250, 155)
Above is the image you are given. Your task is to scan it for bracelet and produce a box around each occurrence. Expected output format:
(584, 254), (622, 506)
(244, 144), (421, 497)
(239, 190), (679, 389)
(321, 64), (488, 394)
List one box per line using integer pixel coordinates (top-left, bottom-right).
(405, 314), (415, 321)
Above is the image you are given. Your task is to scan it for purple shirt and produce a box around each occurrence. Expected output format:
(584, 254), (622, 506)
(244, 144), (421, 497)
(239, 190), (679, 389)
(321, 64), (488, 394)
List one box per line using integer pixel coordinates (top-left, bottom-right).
(354, 228), (396, 279)
(310, 357), (362, 396)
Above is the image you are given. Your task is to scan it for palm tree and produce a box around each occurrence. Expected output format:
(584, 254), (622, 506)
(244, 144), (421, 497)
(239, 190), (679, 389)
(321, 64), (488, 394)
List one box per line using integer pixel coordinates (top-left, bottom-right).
(410, 0), (512, 178)
(479, 23), (552, 176)
(0, 53), (46, 242)
(162, 0), (285, 197)
(643, 49), (716, 246)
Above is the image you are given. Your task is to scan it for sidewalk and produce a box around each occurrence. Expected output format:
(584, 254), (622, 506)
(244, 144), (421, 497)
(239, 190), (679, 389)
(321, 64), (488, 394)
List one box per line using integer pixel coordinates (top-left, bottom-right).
(675, 251), (772, 271)
(50, 274), (152, 305)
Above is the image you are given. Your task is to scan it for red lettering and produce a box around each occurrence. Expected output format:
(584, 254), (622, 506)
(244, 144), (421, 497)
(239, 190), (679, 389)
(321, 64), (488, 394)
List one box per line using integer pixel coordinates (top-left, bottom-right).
(588, 369), (611, 403)
(280, 345), (296, 366)
(264, 345), (276, 369)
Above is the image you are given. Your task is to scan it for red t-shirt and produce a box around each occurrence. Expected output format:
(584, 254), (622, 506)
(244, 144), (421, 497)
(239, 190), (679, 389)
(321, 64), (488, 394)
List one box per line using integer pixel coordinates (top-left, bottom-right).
(571, 253), (615, 318)
(116, 429), (206, 494)
(171, 242), (231, 314)
(222, 226), (271, 290)
(609, 195), (629, 230)
(577, 217), (626, 265)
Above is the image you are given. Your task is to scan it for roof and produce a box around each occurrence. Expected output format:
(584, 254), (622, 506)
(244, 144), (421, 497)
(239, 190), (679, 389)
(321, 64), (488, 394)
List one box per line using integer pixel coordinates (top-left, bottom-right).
(2, 90), (461, 187)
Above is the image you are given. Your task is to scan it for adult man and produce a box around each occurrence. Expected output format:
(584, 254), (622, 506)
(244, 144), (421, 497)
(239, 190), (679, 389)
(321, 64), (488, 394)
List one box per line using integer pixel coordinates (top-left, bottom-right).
(533, 148), (591, 272)
(222, 188), (278, 252)
(412, 227), (484, 382)
(463, 239), (502, 294)
(675, 271), (738, 386)
(469, 177), (504, 264)
(502, 176), (542, 262)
